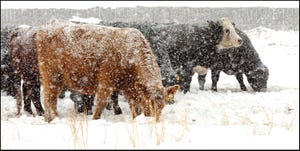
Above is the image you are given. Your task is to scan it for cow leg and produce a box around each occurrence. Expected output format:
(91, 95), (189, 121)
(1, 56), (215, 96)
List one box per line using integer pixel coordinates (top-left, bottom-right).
(235, 73), (247, 91)
(70, 91), (84, 113)
(128, 99), (142, 119)
(93, 83), (112, 120)
(13, 75), (22, 116)
(7, 70), (18, 96)
(22, 80), (34, 115)
(182, 70), (193, 94)
(42, 75), (63, 123)
(211, 70), (221, 91)
(106, 91), (122, 115)
(31, 78), (44, 116)
(22, 78), (44, 116)
(111, 91), (122, 115)
(128, 100), (137, 119)
(83, 94), (94, 115)
(198, 74), (207, 90)
(105, 94), (114, 110)
(70, 91), (93, 115)
(105, 99), (113, 110)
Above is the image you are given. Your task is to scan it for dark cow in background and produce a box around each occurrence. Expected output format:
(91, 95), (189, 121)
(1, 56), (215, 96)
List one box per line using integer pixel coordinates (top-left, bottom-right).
(69, 89), (95, 115)
(196, 28), (269, 92)
(9, 26), (44, 115)
(100, 17), (242, 93)
(1, 54), (17, 96)
(37, 19), (180, 122)
(1, 26), (17, 96)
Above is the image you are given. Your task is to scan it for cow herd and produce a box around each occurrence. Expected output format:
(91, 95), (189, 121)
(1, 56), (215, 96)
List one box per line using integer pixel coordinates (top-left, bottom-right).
(1, 17), (269, 123)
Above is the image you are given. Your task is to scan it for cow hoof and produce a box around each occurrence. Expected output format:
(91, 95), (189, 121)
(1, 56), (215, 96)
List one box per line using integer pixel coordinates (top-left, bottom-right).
(24, 108), (33, 115)
(106, 102), (113, 110)
(44, 114), (54, 123)
(15, 112), (22, 117)
(211, 88), (217, 92)
(37, 109), (45, 116)
(93, 115), (100, 120)
(183, 90), (189, 94)
(241, 87), (247, 91)
(114, 107), (122, 115)
(86, 110), (93, 115)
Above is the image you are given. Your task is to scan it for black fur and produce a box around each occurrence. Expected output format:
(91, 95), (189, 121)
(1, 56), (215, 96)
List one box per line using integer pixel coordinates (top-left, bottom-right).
(100, 21), (224, 93)
(199, 28), (269, 92)
(1, 26), (17, 96)
(1, 54), (18, 96)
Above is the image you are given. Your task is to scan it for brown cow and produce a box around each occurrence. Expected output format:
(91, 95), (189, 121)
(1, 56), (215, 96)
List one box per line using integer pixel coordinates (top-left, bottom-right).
(37, 19), (180, 123)
(9, 26), (44, 116)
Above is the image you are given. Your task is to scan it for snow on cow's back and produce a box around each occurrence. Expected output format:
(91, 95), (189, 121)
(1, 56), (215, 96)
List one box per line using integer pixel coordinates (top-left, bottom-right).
(38, 19), (160, 82)
(39, 19), (114, 58)
(39, 19), (150, 59)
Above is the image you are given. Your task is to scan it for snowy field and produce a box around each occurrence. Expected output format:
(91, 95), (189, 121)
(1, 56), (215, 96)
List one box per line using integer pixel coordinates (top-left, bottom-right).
(1, 25), (299, 149)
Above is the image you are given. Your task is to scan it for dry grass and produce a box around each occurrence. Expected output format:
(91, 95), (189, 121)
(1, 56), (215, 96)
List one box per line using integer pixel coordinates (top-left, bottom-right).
(174, 99), (190, 142)
(67, 110), (89, 149)
(282, 111), (298, 130)
(221, 112), (229, 126)
(263, 107), (274, 135)
(251, 107), (274, 135)
(152, 112), (166, 145)
(124, 101), (186, 147)
(241, 115), (252, 125)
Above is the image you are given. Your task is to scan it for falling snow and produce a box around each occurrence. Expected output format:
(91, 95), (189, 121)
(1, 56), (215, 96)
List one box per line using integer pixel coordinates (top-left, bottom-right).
(1, 4), (299, 150)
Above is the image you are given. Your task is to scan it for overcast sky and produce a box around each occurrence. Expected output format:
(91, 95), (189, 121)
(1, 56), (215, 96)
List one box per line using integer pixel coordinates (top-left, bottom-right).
(1, 1), (299, 9)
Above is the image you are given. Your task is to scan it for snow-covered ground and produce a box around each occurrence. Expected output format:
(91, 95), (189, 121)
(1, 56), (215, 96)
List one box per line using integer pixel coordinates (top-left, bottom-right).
(1, 26), (299, 149)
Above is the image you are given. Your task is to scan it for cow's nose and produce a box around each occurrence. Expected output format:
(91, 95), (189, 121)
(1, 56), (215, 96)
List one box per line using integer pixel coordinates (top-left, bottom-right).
(238, 39), (243, 45)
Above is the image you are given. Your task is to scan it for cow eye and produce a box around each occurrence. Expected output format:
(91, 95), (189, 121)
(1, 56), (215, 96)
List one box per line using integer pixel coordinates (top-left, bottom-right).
(225, 29), (230, 33)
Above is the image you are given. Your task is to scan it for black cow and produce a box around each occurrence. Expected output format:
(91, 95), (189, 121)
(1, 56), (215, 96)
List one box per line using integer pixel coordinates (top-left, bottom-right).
(1, 54), (18, 96)
(1, 26), (18, 96)
(196, 28), (269, 92)
(101, 17), (242, 93)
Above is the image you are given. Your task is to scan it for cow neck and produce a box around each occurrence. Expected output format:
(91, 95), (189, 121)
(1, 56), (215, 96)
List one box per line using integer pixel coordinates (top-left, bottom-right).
(135, 48), (163, 88)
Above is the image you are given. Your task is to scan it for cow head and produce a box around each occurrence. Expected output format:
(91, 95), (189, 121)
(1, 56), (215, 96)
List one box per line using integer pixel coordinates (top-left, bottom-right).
(246, 64), (269, 92)
(208, 17), (242, 49)
(135, 82), (180, 121)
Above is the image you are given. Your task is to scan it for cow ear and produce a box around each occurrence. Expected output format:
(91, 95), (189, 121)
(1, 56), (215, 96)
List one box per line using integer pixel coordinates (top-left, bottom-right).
(135, 82), (149, 95)
(207, 20), (216, 28)
(207, 20), (213, 27)
(165, 85), (180, 103)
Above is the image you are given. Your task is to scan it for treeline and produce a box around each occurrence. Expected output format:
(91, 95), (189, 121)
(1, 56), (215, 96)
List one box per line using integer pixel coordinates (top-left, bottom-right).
(1, 7), (299, 30)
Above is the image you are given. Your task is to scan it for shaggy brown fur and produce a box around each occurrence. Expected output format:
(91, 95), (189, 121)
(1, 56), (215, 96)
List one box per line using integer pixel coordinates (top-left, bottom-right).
(9, 27), (44, 116)
(37, 19), (179, 122)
